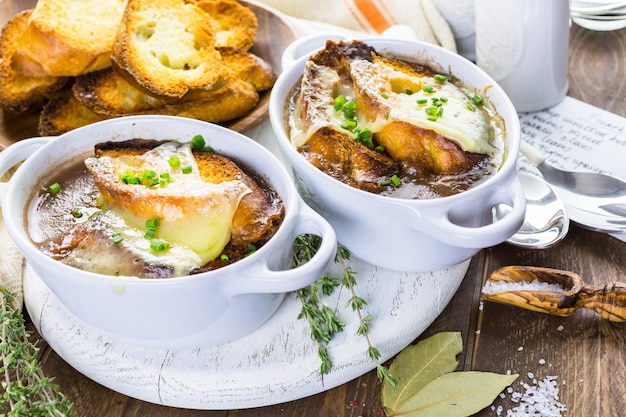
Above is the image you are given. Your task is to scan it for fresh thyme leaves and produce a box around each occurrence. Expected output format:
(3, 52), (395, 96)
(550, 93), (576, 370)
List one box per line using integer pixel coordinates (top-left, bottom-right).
(0, 287), (74, 416)
(293, 235), (395, 386)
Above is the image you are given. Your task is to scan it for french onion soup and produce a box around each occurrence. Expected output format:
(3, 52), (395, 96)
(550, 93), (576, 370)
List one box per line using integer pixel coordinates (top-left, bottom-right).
(28, 136), (284, 278)
(285, 40), (506, 198)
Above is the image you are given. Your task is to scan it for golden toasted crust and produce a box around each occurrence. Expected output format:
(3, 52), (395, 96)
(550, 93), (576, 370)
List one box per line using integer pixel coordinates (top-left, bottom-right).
(92, 140), (284, 247)
(38, 91), (108, 136)
(112, 0), (223, 98)
(191, 0), (258, 51)
(11, 0), (128, 77)
(72, 67), (170, 116)
(73, 47), (274, 121)
(0, 10), (69, 113)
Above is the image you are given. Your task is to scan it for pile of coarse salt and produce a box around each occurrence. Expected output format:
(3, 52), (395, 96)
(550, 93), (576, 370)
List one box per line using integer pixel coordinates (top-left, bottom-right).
(482, 279), (565, 294)
(492, 372), (567, 416)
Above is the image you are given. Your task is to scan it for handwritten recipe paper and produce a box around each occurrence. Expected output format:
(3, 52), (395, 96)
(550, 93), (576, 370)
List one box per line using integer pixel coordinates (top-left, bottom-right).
(517, 96), (626, 242)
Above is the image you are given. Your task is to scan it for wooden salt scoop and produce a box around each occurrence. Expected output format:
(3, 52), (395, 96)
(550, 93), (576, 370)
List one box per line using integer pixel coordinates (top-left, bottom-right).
(482, 266), (626, 322)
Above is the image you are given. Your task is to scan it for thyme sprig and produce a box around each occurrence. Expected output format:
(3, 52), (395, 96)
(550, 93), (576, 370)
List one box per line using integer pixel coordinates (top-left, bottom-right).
(293, 235), (395, 386)
(0, 287), (74, 416)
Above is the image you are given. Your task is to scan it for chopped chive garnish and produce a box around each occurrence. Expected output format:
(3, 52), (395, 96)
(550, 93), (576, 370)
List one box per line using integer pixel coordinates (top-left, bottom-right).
(71, 208), (83, 218)
(422, 85), (436, 94)
(471, 95), (484, 106)
(467, 103), (476, 112)
(144, 218), (159, 239)
(191, 134), (213, 152)
(182, 166), (192, 174)
(374, 145), (386, 153)
(440, 97), (448, 103)
(48, 183), (61, 195)
(427, 116), (438, 122)
(379, 179), (391, 186)
(405, 89), (414, 95)
(111, 233), (123, 244)
(150, 239), (170, 252)
(381, 92), (389, 99)
(244, 243), (257, 257)
(391, 175), (402, 187)
(434, 74), (448, 83)
(354, 128), (374, 148)
(220, 254), (229, 262)
(168, 155), (180, 168)
(416, 99), (428, 105)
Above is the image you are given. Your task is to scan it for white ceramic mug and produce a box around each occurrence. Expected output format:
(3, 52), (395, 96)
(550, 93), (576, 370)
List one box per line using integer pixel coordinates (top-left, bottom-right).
(271, 35), (526, 273)
(0, 115), (337, 348)
(475, 0), (570, 113)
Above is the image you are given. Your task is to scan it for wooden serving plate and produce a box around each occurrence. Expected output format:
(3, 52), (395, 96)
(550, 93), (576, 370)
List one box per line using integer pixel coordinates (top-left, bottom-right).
(0, 0), (296, 149)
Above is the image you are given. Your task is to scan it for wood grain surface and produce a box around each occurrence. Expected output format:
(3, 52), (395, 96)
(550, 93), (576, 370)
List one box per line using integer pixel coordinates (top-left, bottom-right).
(4, 16), (626, 417)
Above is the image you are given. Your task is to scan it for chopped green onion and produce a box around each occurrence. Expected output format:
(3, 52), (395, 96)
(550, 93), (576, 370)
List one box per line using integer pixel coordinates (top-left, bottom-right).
(71, 208), (83, 218)
(434, 74), (448, 83)
(427, 116), (438, 122)
(422, 85), (436, 94)
(379, 179), (391, 186)
(375, 145), (386, 153)
(391, 175), (402, 187)
(416, 99), (428, 106)
(405, 89), (414, 95)
(111, 233), (123, 244)
(48, 183), (61, 195)
(334, 95), (347, 110)
(182, 165), (193, 174)
(220, 254), (229, 262)
(244, 243), (257, 257)
(145, 218), (159, 239)
(471, 95), (484, 106)
(467, 103), (476, 112)
(354, 128), (374, 148)
(191, 134), (213, 152)
(150, 239), (171, 252)
(381, 92), (389, 99)
(440, 96), (448, 103)
(168, 155), (180, 168)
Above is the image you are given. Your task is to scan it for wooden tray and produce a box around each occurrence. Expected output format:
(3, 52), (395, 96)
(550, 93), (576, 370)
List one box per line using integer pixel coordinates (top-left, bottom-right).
(0, 0), (295, 149)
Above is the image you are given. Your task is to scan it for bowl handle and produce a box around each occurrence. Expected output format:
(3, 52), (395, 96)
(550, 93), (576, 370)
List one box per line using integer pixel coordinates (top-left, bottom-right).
(230, 202), (337, 295)
(410, 175), (526, 249)
(0, 137), (54, 204)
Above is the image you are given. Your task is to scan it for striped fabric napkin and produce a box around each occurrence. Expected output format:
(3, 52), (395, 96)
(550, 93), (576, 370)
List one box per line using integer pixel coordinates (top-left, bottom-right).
(0, 168), (24, 312)
(252, 0), (457, 51)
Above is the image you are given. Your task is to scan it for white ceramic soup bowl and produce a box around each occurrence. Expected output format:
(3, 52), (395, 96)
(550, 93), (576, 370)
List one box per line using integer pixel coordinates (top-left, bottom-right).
(269, 35), (526, 272)
(0, 115), (336, 349)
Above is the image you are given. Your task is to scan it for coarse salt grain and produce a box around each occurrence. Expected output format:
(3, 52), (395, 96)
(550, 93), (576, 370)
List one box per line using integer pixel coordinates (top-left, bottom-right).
(557, 325), (565, 331)
(501, 375), (566, 417)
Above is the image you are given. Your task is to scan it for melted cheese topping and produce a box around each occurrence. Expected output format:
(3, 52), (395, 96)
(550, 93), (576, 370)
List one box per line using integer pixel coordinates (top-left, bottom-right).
(290, 58), (496, 156)
(84, 142), (251, 269)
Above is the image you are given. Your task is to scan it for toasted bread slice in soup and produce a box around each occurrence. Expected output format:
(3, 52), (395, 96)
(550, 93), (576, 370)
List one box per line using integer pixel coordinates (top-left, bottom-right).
(39, 140), (285, 277)
(0, 9), (69, 113)
(113, 0), (223, 98)
(11, 0), (128, 77)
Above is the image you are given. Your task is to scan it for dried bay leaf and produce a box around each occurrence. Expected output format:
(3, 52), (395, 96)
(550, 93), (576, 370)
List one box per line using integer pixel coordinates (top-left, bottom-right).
(381, 332), (463, 414)
(388, 371), (518, 417)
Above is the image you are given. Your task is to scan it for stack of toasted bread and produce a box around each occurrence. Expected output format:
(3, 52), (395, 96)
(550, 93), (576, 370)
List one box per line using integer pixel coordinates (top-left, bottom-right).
(0, 0), (277, 136)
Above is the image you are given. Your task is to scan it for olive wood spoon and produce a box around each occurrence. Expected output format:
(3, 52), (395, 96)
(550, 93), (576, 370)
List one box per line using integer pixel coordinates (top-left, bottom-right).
(482, 265), (626, 322)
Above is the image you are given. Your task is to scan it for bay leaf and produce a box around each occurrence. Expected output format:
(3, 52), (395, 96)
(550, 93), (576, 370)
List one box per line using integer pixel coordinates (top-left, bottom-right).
(389, 371), (519, 417)
(381, 332), (463, 415)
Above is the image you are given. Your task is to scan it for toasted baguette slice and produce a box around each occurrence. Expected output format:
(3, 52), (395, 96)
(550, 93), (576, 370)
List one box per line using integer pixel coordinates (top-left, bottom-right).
(192, 0), (258, 51)
(11, 0), (128, 77)
(0, 10), (69, 113)
(72, 67), (170, 116)
(73, 47), (274, 117)
(113, 0), (223, 98)
(38, 91), (108, 136)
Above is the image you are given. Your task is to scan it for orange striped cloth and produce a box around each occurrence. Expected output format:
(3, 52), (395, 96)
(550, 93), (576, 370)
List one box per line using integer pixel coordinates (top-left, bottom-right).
(252, 0), (457, 51)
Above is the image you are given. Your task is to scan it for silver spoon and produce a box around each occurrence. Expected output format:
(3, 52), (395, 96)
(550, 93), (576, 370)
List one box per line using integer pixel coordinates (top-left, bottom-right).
(519, 140), (626, 233)
(495, 172), (569, 249)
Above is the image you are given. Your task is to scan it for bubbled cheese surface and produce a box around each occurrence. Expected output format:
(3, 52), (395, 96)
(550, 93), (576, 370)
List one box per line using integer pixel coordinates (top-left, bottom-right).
(84, 142), (251, 269)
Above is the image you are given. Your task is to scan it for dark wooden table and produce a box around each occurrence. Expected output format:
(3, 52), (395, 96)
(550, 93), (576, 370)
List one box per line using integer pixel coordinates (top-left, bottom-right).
(16, 23), (626, 417)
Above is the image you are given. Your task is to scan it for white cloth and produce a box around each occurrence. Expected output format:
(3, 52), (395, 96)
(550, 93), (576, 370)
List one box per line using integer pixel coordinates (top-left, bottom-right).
(0, 169), (24, 312)
(250, 0), (457, 50)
